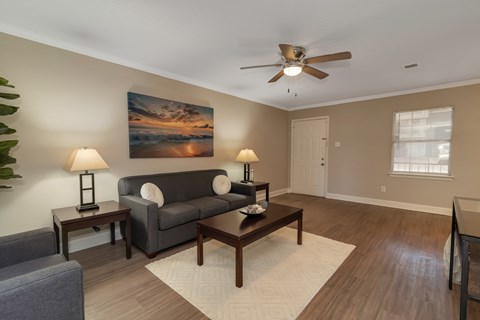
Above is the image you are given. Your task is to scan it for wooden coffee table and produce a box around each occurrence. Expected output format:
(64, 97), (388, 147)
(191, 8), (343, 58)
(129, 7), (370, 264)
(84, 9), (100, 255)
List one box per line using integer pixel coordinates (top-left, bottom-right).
(196, 202), (303, 287)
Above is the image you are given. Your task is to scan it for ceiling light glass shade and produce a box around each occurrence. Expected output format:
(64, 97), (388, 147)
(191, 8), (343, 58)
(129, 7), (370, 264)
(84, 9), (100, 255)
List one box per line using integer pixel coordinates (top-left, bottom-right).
(235, 149), (260, 163)
(64, 147), (109, 172)
(283, 65), (302, 76)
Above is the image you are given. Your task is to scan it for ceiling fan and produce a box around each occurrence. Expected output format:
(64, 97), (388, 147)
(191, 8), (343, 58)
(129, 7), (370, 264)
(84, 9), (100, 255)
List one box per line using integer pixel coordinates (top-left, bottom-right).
(240, 44), (352, 83)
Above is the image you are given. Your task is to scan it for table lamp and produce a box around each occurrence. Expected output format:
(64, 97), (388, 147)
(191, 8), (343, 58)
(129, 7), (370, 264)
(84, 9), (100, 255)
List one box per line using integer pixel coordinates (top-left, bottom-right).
(235, 148), (259, 183)
(64, 147), (109, 211)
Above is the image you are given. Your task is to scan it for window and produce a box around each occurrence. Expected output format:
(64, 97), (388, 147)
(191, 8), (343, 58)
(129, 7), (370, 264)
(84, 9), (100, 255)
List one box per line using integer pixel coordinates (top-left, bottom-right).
(391, 106), (453, 176)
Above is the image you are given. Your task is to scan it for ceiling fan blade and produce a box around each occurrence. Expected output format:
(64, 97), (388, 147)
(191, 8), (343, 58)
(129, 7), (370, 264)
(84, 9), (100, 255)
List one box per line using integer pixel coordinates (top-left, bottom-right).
(240, 63), (283, 70)
(279, 44), (295, 61)
(302, 66), (329, 79)
(303, 51), (352, 64)
(268, 70), (285, 83)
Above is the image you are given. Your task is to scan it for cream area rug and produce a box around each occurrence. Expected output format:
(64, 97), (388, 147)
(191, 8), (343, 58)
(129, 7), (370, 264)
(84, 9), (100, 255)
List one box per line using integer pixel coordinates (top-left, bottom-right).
(146, 227), (355, 320)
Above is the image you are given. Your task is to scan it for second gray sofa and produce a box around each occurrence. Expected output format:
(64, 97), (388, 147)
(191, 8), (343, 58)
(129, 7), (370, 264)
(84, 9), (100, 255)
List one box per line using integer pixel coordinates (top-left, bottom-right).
(118, 169), (256, 257)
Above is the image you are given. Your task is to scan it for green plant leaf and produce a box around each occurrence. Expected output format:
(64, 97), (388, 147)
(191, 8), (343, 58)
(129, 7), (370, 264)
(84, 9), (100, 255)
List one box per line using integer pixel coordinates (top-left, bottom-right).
(0, 167), (22, 179)
(0, 140), (18, 154)
(0, 77), (14, 88)
(0, 104), (19, 115)
(0, 123), (16, 135)
(0, 154), (16, 167)
(0, 77), (21, 189)
(0, 93), (20, 100)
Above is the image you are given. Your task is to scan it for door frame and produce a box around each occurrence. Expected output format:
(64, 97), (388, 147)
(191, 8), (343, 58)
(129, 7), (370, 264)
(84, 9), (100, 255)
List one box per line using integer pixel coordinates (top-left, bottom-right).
(290, 116), (330, 196)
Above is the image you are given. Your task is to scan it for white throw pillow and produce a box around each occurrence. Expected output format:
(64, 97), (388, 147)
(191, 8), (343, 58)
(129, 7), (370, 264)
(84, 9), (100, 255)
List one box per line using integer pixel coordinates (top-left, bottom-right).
(212, 175), (231, 195)
(140, 182), (164, 207)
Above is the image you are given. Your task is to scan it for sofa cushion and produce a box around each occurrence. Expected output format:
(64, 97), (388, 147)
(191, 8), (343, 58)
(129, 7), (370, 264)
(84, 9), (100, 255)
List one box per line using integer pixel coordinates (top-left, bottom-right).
(212, 175), (231, 195)
(158, 202), (199, 230)
(140, 182), (164, 207)
(0, 254), (66, 281)
(185, 197), (230, 219)
(214, 193), (254, 210)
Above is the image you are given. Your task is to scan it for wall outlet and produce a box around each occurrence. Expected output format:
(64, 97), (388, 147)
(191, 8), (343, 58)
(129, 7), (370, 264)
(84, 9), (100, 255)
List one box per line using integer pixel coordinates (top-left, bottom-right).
(380, 185), (386, 192)
(334, 141), (341, 147)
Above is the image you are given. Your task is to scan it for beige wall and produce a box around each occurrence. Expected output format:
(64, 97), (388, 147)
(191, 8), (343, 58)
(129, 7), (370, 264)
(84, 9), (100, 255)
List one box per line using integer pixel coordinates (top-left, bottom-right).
(2, 30), (478, 240)
(0, 32), (289, 237)
(290, 84), (480, 210)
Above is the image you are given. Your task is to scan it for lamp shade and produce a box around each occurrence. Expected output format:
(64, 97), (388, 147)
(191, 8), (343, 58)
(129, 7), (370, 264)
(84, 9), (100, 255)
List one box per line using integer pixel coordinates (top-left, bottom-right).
(64, 147), (109, 172)
(235, 149), (259, 163)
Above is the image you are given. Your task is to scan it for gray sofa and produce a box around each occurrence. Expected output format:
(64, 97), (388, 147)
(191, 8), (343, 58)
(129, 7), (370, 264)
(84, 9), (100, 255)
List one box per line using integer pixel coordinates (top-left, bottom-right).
(0, 228), (84, 320)
(118, 169), (256, 257)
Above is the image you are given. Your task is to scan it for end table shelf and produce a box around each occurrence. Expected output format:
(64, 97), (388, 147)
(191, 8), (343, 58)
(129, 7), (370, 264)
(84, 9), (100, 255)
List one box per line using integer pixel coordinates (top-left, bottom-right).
(52, 200), (131, 260)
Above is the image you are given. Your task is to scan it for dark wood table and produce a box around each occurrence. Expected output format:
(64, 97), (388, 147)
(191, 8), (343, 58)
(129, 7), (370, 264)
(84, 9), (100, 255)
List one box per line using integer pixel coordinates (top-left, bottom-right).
(52, 200), (131, 260)
(449, 196), (480, 320)
(240, 181), (270, 201)
(196, 202), (302, 287)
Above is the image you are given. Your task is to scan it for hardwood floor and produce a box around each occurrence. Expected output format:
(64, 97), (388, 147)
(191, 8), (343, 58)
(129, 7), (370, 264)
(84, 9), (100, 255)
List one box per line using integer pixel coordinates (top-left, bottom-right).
(71, 194), (480, 319)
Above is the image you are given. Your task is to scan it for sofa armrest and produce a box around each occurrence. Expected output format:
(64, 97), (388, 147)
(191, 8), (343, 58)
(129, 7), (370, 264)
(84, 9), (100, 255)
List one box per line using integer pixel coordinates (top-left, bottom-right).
(0, 228), (57, 269)
(0, 260), (84, 320)
(119, 195), (159, 255)
(231, 182), (256, 201)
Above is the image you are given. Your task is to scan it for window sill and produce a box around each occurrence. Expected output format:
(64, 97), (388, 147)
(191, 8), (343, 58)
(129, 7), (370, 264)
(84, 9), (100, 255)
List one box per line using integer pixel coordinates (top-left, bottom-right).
(388, 172), (454, 181)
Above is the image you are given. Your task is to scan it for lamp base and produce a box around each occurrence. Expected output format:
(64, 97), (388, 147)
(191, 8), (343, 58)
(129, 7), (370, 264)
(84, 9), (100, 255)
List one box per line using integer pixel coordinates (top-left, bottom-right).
(76, 203), (99, 212)
(240, 180), (254, 184)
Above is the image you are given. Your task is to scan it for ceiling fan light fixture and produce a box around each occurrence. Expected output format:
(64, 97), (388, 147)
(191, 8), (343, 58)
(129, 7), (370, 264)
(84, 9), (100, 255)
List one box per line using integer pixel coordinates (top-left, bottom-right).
(283, 65), (302, 77)
(241, 44), (351, 83)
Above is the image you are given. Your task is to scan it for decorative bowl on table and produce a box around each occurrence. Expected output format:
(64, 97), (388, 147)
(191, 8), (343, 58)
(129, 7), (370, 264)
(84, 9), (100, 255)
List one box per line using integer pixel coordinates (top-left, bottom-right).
(239, 201), (268, 216)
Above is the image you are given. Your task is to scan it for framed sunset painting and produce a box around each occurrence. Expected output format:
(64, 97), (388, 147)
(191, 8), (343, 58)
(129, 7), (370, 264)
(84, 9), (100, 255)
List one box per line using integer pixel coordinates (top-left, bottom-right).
(127, 92), (214, 158)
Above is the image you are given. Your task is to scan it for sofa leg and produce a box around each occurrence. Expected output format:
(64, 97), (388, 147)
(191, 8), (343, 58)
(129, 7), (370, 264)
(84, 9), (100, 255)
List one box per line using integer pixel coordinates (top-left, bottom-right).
(146, 252), (157, 259)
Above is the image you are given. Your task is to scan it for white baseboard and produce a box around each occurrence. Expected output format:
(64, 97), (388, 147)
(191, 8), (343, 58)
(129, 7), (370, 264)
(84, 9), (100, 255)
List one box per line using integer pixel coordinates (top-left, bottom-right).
(256, 188), (289, 200)
(326, 192), (451, 216)
(68, 227), (122, 253)
(271, 188), (289, 198)
(257, 188), (288, 200)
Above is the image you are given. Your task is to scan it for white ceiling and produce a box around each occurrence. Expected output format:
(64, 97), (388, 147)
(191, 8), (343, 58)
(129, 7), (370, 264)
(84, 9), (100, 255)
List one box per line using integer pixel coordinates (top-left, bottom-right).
(1, 0), (480, 110)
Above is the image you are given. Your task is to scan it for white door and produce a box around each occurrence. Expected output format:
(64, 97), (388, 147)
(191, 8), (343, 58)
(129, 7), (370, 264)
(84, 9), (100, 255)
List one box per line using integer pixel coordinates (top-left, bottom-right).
(291, 118), (328, 197)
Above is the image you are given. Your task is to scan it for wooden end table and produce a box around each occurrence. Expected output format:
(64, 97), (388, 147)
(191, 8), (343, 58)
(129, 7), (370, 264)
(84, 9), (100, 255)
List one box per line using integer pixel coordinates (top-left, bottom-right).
(52, 200), (131, 260)
(241, 181), (269, 201)
(197, 202), (302, 287)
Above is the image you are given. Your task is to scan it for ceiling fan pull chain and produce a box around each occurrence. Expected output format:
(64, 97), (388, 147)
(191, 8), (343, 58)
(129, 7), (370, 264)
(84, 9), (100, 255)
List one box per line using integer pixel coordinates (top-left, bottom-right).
(294, 76), (298, 97)
(288, 76), (295, 95)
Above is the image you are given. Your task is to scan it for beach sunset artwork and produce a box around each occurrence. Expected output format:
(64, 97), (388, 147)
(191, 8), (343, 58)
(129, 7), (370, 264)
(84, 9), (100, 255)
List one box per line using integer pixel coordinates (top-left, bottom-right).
(128, 92), (214, 158)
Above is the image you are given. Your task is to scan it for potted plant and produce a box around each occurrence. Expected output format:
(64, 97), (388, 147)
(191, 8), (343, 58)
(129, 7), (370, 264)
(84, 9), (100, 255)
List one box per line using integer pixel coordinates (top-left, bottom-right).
(0, 76), (21, 188)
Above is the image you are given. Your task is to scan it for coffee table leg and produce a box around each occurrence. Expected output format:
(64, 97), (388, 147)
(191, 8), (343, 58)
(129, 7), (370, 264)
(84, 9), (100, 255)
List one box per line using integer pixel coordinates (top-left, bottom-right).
(197, 225), (203, 266)
(236, 244), (243, 288)
(298, 211), (303, 245)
